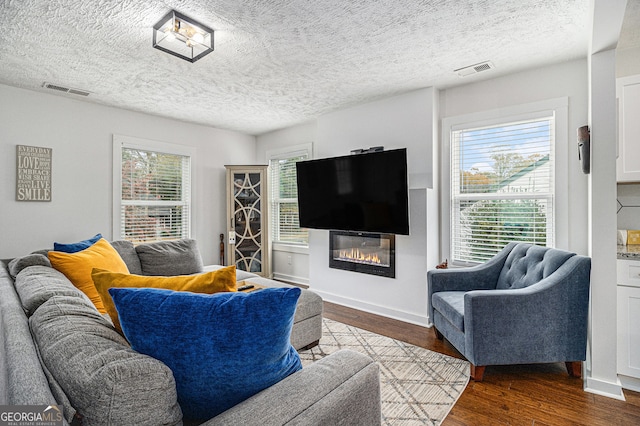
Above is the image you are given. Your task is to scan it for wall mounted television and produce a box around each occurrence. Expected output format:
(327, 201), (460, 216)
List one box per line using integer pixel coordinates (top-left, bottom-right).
(296, 148), (409, 235)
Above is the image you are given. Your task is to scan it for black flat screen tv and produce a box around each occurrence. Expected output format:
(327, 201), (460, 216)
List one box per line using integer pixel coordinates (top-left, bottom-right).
(296, 148), (409, 235)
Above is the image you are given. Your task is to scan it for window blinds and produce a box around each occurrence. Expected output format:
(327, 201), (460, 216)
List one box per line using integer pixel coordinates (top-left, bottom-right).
(120, 147), (191, 243)
(269, 151), (309, 245)
(451, 116), (555, 263)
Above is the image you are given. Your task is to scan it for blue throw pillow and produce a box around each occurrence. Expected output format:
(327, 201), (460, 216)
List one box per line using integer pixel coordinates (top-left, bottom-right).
(109, 286), (303, 421)
(53, 233), (102, 253)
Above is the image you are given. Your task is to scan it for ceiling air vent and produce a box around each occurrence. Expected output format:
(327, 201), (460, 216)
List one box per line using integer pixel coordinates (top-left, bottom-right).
(42, 82), (91, 97)
(454, 61), (495, 77)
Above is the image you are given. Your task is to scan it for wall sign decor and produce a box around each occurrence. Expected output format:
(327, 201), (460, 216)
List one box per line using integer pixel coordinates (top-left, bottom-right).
(16, 144), (52, 201)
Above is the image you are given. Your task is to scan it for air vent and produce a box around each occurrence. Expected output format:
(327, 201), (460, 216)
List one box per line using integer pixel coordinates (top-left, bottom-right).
(42, 82), (91, 97)
(454, 61), (495, 77)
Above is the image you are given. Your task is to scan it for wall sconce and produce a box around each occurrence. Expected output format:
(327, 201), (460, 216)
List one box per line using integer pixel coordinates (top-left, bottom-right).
(577, 125), (590, 174)
(153, 10), (214, 63)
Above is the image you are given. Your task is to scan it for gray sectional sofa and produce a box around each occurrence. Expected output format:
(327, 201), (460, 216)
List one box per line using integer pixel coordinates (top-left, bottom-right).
(0, 239), (381, 425)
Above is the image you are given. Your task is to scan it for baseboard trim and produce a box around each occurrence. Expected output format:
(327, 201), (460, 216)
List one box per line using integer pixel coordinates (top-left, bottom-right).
(584, 375), (625, 400)
(619, 374), (640, 393)
(272, 272), (309, 286)
(312, 289), (430, 327)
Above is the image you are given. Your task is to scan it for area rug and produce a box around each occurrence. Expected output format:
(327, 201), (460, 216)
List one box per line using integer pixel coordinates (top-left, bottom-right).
(298, 319), (470, 426)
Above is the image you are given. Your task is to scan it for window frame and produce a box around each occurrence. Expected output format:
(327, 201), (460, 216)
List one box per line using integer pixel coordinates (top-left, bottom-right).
(112, 134), (196, 243)
(441, 98), (569, 266)
(266, 143), (313, 249)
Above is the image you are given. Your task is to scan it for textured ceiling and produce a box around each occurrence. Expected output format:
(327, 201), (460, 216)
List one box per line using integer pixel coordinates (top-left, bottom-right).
(0, 0), (598, 135)
(619, 0), (640, 50)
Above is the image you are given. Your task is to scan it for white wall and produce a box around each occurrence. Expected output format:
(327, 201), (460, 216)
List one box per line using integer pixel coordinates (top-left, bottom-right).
(309, 88), (437, 326)
(586, 48), (624, 399)
(440, 59), (590, 255)
(257, 121), (317, 156)
(617, 46), (640, 78)
(0, 84), (256, 263)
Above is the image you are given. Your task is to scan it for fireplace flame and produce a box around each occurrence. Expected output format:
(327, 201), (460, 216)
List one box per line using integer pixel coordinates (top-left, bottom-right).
(337, 248), (383, 265)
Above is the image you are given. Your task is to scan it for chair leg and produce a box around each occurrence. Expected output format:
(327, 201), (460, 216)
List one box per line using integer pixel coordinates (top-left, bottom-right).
(433, 327), (443, 340)
(470, 364), (486, 381)
(566, 361), (582, 378)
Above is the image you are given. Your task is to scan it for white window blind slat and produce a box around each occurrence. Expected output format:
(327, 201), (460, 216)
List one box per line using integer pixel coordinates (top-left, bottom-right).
(451, 116), (554, 263)
(120, 147), (191, 243)
(269, 151), (309, 245)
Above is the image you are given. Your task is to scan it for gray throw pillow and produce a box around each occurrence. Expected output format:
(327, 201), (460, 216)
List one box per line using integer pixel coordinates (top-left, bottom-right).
(110, 240), (143, 275)
(135, 239), (204, 276)
(29, 295), (183, 426)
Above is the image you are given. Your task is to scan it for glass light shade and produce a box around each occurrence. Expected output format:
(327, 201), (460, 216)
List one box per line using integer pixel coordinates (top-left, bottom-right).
(153, 10), (214, 63)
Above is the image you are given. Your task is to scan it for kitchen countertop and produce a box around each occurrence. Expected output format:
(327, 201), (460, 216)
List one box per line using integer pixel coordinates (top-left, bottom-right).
(617, 244), (640, 260)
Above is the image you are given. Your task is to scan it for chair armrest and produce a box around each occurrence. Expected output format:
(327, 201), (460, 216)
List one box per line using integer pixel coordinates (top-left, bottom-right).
(463, 255), (591, 366)
(427, 243), (515, 321)
(204, 349), (381, 426)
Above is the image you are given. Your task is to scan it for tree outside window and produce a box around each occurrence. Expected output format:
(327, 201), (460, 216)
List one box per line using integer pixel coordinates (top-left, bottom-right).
(451, 118), (554, 263)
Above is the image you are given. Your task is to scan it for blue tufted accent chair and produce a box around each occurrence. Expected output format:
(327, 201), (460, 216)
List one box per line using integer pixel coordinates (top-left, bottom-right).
(427, 242), (591, 381)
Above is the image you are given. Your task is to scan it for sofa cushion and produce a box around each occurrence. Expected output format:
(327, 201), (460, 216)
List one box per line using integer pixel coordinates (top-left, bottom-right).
(135, 239), (203, 276)
(91, 265), (237, 332)
(53, 233), (102, 253)
(7, 253), (51, 279)
(110, 287), (302, 421)
(431, 291), (466, 331)
(14, 265), (90, 317)
(237, 276), (323, 322)
(48, 238), (129, 314)
(496, 244), (575, 289)
(33, 337), (78, 423)
(110, 240), (143, 275)
(29, 295), (182, 426)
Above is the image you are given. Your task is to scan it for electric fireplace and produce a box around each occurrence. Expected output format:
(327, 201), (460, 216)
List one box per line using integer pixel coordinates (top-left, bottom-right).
(329, 230), (395, 278)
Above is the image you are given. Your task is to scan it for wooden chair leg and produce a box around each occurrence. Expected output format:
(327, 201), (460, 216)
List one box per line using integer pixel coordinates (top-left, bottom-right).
(433, 327), (444, 340)
(470, 364), (486, 381)
(566, 361), (582, 378)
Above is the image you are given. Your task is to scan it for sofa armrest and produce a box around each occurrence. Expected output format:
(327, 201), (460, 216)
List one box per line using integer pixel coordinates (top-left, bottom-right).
(463, 255), (591, 366)
(202, 264), (260, 282)
(203, 349), (381, 426)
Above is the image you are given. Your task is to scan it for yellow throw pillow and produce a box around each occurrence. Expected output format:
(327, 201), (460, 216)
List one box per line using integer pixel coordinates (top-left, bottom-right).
(628, 230), (640, 245)
(48, 238), (129, 314)
(92, 265), (237, 332)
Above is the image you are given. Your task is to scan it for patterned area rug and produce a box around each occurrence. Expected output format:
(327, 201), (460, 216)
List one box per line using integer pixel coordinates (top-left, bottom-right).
(298, 319), (470, 426)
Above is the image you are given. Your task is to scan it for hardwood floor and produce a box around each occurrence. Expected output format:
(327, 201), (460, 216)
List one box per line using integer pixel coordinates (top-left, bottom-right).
(323, 301), (640, 426)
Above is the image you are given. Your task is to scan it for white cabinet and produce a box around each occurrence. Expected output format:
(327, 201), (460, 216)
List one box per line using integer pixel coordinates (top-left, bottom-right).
(617, 258), (640, 287)
(617, 259), (640, 391)
(617, 75), (640, 182)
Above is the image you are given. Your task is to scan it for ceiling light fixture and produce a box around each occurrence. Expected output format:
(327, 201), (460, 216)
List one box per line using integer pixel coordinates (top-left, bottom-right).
(152, 10), (214, 63)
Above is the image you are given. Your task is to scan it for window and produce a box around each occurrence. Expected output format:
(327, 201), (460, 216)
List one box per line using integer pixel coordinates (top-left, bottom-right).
(268, 144), (312, 245)
(113, 135), (194, 243)
(447, 109), (559, 264)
